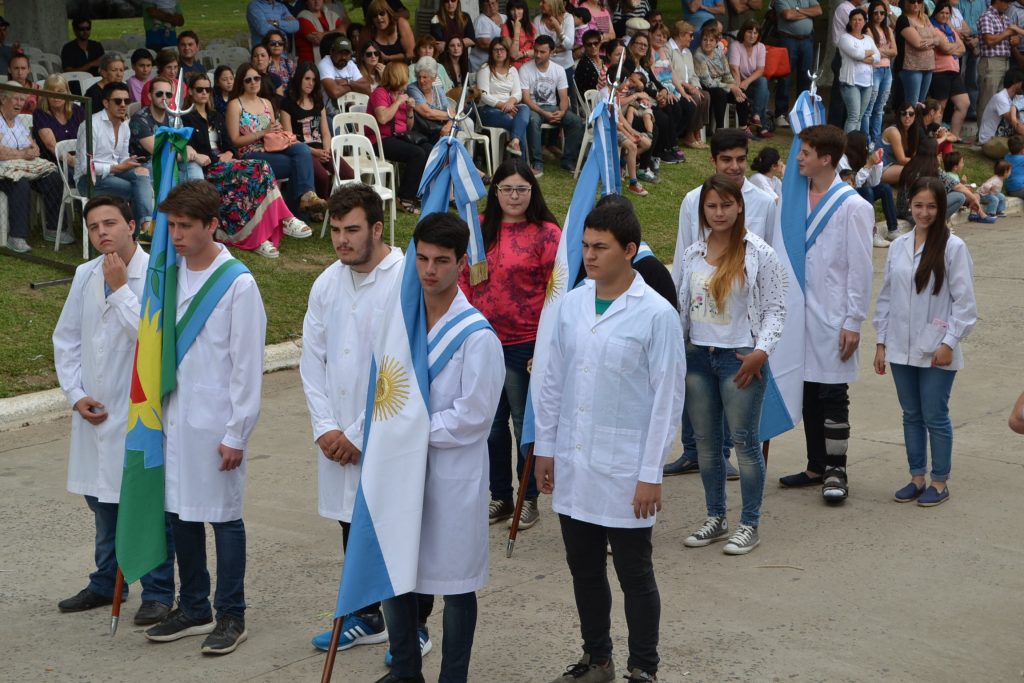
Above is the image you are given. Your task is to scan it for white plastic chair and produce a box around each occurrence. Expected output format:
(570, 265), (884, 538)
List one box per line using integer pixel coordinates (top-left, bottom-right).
(38, 53), (63, 75)
(53, 139), (90, 258)
(80, 76), (103, 94)
(471, 103), (508, 170)
(573, 89), (604, 178)
(323, 134), (396, 244)
(127, 101), (142, 117)
(336, 91), (369, 113)
(29, 61), (49, 83)
(206, 38), (237, 51)
(331, 112), (397, 201)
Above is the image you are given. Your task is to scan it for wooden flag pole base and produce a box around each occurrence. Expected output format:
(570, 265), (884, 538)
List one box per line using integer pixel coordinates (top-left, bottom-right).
(320, 615), (344, 683)
(506, 445), (535, 558)
(110, 569), (125, 636)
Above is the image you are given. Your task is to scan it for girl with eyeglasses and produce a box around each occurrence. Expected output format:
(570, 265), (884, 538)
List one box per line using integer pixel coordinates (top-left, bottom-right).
(873, 176), (976, 508)
(502, 0), (536, 70)
(263, 29), (296, 93)
(365, 0), (416, 64)
(477, 38), (531, 157)
(864, 0), (896, 147)
(462, 158), (560, 532)
(894, 0), (940, 106)
(183, 72), (308, 259)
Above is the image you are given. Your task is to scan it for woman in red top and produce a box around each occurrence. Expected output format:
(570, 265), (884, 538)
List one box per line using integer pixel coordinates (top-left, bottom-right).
(502, 0), (536, 70)
(459, 157), (560, 530)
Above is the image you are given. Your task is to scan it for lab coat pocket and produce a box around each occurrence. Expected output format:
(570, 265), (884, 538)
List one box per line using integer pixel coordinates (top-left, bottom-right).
(604, 338), (642, 373)
(430, 449), (484, 483)
(916, 320), (948, 356)
(589, 425), (642, 479)
(186, 384), (231, 433)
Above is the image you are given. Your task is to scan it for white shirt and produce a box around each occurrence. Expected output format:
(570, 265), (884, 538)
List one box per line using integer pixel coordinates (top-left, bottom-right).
(318, 54), (363, 111)
(416, 290), (504, 595)
(803, 173), (875, 384)
(687, 258), (755, 348)
(873, 232), (976, 371)
(979, 88), (1012, 144)
(832, 0), (859, 46)
(534, 274), (686, 529)
(164, 245), (266, 522)
(838, 33), (877, 87)
(471, 12), (506, 71)
(749, 172), (782, 200)
(477, 64), (523, 107)
(75, 110), (132, 182)
(299, 249), (404, 522)
(53, 249), (149, 503)
(0, 115), (31, 149)
(672, 178), (777, 285)
(533, 13), (576, 69)
(519, 59), (569, 108)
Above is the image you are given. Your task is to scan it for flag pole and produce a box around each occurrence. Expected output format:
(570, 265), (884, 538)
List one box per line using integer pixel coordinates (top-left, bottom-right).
(762, 439), (770, 465)
(110, 568), (124, 636)
(319, 616), (344, 683)
(506, 444), (535, 558)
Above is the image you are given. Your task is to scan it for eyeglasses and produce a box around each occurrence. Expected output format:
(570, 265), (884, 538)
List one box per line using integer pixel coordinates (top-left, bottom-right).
(192, 86), (211, 93)
(585, 40), (600, 47)
(497, 185), (532, 196)
(108, 97), (130, 105)
(268, 41), (284, 46)
(244, 75), (262, 83)
(152, 90), (173, 98)
(901, 110), (916, 117)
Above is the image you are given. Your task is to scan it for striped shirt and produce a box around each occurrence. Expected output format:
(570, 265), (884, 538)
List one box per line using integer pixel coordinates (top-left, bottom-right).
(978, 6), (1013, 58)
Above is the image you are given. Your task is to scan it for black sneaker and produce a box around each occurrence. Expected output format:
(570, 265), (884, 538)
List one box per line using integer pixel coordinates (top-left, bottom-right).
(373, 673), (426, 683)
(145, 607), (215, 642)
(201, 615), (248, 655)
(134, 600), (171, 626)
(58, 588), (117, 613)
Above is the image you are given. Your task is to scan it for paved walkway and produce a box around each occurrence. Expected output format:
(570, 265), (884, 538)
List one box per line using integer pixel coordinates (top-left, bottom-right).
(2, 219), (1023, 682)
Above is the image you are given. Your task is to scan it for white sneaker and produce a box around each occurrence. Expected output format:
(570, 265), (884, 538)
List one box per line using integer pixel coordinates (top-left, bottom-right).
(723, 524), (760, 555)
(775, 115), (789, 128)
(873, 233), (890, 248)
(6, 237), (31, 253)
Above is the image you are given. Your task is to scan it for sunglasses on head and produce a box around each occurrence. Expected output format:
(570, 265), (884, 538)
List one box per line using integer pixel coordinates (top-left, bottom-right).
(244, 75), (262, 83)
(153, 90), (173, 98)
(268, 41), (284, 46)
(108, 97), (130, 105)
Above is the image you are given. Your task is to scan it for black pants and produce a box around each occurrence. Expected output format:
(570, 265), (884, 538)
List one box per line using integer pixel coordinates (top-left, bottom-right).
(802, 381), (850, 474)
(381, 135), (429, 201)
(558, 514), (660, 675)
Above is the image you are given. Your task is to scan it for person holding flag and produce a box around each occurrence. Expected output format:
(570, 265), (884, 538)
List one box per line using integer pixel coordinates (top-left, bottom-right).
(376, 211), (505, 683)
(777, 124), (874, 502)
(53, 195), (175, 626)
(533, 201), (686, 683)
(141, 180), (266, 655)
(300, 185), (413, 654)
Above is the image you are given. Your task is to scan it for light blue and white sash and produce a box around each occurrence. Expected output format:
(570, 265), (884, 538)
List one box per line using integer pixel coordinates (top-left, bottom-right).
(805, 183), (858, 252)
(427, 307), (492, 382)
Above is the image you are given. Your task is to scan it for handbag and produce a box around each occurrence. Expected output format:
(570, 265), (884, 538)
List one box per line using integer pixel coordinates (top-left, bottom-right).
(396, 130), (430, 146)
(413, 111), (446, 141)
(262, 130), (297, 152)
(763, 45), (792, 80)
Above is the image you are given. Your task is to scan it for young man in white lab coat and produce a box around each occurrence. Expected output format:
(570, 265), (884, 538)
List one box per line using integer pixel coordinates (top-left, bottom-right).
(377, 213), (505, 683)
(142, 181), (266, 655)
(534, 203), (686, 683)
(666, 127), (777, 477)
(777, 124), (874, 501)
(301, 185), (436, 657)
(53, 195), (175, 626)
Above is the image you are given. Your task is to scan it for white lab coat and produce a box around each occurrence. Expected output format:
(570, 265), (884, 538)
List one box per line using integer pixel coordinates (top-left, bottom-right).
(873, 232), (977, 371)
(803, 173), (875, 384)
(672, 178), (777, 285)
(53, 248), (149, 503)
(416, 290), (505, 595)
(534, 273), (686, 529)
(163, 245), (266, 523)
(299, 248), (404, 522)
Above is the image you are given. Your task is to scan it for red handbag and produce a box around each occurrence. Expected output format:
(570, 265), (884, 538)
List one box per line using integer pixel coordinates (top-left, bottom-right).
(763, 45), (792, 79)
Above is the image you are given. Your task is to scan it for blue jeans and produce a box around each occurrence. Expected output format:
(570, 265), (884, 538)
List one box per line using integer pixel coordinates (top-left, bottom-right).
(840, 83), (872, 133)
(862, 67), (892, 147)
(680, 412), (733, 462)
(80, 169), (155, 228)
(947, 191), (966, 218)
(479, 103), (531, 156)
(857, 183), (898, 232)
(245, 144), (317, 205)
(775, 36), (813, 115)
(745, 76), (769, 124)
(170, 514), (246, 620)
(84, 496), (175, 604)
(526, 104), (584, 170)
(384, 591), (477, 682)
(889, 363), (957, 481)
(489, 341), (536, 501)
(981, 191), (1006, 215)
(684, 344), (767, 527)
(900, 69), (933, 106)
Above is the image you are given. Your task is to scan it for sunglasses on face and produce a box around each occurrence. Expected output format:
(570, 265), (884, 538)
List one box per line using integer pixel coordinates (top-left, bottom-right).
(152, 90), (173, 98)
(108, 97), (130, 105)
(901, 110), (915, 116)
(244, 75), (262, 83)
(268, 41), (284, 46)
(192, 86), (211, 93)
(364, 50), (380, 57)
(585, 40), (600, 46)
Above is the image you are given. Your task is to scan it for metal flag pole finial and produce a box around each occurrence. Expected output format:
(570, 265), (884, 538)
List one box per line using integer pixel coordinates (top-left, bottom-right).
(447, 73), (472, 140)
(166, 68), (194, 128)
(807, 45), (823, 106)
(607, 44), (627, 106)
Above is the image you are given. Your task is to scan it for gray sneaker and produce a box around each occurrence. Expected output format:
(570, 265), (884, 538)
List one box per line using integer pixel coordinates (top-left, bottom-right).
(549, 654), (615, 682)
(683, 516), (729, 547)
(6, 237), (31, 253)
(507, 499), (539, 530)
(722, 524), (760, 555)
(488, 498), (514, 525)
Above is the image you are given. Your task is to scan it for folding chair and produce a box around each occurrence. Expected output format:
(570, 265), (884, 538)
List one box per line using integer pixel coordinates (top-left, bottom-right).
(471, 103), (508, 171)
(322, 134), (396, 244)
(337, 91), (369, 113)
(53, 139), (90, 258)
(331, 112), (397, 202)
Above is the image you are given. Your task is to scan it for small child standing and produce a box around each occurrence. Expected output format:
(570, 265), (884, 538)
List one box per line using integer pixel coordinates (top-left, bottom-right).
(1004, 135), (1024, 199)
(977, 160), (1011, 218)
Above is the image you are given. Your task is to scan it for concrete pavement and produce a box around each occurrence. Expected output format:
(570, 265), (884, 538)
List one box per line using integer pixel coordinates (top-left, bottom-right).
(2, 218), (1023, 682)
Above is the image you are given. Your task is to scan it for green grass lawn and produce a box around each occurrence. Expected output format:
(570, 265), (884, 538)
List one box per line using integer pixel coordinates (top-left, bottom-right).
(0, 1), (1002, 397)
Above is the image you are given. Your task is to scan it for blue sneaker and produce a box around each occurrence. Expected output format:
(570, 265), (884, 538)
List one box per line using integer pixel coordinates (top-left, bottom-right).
(968, 213), (997, 224)
(311, 613), (388, 652)
(663, 456), (699, 476)
(917, 485), (950, 507)
(383, 625), (433, 666)
(894, 482), (925, 503)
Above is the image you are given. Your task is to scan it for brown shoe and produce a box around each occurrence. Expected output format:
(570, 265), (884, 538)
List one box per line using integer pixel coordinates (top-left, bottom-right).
(299, 191), (327, 215)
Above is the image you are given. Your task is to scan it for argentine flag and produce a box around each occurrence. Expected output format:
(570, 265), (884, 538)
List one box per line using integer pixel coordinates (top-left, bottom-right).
(521, 95), (621, 452)
(759, 90), (824, 440)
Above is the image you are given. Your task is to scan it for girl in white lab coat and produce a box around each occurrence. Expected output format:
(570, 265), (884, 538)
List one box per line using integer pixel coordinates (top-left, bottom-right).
(677, 174), (787, 555)
(873, 176), (977, 507)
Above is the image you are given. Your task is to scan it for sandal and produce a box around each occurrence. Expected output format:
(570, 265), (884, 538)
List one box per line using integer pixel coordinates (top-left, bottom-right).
(256, 240), (280, 259)
(399, 199), (421, 215)
(282, 217), (312, 239)
(505, 142), (522, 157)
